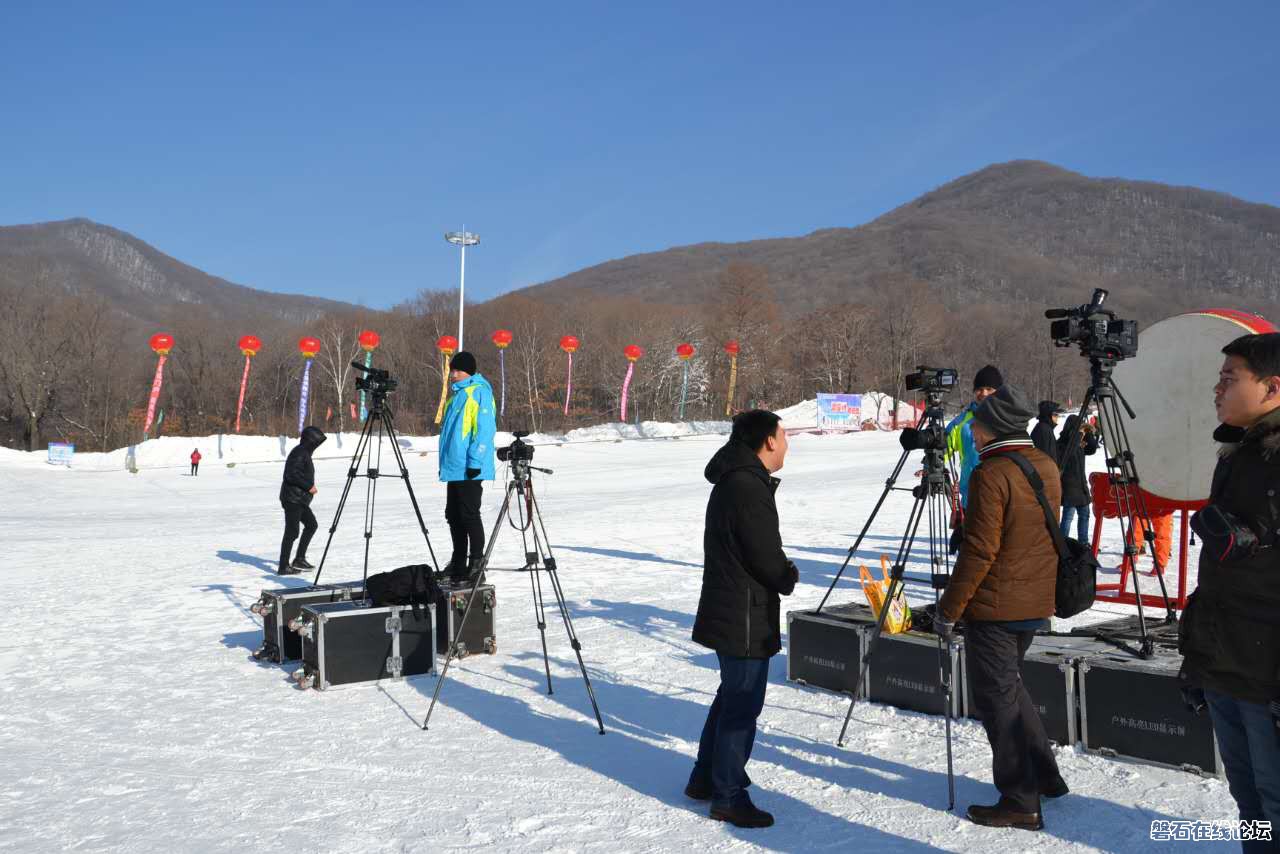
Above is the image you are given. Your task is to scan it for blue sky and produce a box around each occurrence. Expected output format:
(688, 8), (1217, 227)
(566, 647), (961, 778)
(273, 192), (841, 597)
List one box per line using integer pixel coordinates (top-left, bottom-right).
(2, 1), (1277, 307)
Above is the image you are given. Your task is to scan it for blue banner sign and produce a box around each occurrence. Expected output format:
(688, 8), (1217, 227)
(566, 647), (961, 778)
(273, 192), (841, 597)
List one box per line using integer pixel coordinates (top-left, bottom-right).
(816, 394), (863, 431)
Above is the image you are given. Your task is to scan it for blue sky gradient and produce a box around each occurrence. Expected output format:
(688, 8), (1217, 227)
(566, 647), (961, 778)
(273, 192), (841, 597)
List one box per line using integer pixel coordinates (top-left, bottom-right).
(2, 1), (1276, 306)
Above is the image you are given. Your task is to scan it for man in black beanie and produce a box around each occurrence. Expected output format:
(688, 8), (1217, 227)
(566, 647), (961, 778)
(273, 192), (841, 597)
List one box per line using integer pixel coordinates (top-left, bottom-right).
(437, 350), (497, 582)
(938, 383), (1066, 830)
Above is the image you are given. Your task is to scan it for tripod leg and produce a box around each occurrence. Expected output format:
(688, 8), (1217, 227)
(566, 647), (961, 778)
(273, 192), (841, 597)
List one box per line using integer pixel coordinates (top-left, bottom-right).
(817, 446), (914, 612)
(381, 409), (442, 573)
(312, 413), (376, 585)
(530, 566), (553, 694)
(422, 482), (516, 732)
(928, 478), (956, 811)
(837, 490), (928, 746)
(529, 486), (606, 734)
(358, 415), (385, 599)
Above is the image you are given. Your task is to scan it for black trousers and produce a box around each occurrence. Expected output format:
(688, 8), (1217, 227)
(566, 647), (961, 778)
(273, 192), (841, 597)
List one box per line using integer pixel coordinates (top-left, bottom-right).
(966, 622), (1062, 812)
(444, 480), (484, 567)
(190, 463), (199, 476)
(280, 501), (318, 569)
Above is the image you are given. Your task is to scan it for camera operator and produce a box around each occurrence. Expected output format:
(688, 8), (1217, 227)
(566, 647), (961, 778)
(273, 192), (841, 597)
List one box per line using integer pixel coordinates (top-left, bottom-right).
(437, 351), (497, 583)
(278, 426), (327, 575)
(1180, 332), (1280, 844)
(945, 365), (1004, 552)
(936, 384), (1066, 831)
(686, 410), (798, 829)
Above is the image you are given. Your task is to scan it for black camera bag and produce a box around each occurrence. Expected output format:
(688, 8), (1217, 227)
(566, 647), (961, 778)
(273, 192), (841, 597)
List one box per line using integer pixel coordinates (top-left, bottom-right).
(1006, 453), (1099, 618)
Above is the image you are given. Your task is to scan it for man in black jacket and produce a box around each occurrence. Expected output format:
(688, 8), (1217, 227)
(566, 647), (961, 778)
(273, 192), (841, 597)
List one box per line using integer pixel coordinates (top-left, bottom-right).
(1181, 333), (1280, 847)
(687, 410), (798, 829)
(278, 426), (326, 575)
(1030, 400), (1063, 461)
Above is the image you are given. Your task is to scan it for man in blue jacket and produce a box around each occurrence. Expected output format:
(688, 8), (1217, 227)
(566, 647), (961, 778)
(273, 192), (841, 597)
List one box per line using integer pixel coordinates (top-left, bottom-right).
(438, 351), (497, 582)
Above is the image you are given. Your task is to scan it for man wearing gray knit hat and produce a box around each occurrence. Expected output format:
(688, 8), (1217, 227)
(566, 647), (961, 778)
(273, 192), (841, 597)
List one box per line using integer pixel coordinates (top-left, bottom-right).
(937, 382), (1066, 831)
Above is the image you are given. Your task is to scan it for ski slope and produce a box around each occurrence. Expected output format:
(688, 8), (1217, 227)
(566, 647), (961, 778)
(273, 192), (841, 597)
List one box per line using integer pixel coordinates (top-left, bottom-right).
(1, 425), (1230, 853)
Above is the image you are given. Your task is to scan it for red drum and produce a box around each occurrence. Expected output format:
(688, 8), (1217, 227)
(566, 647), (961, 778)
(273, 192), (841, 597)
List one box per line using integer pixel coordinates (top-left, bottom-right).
(1112, 309), (1275, 505)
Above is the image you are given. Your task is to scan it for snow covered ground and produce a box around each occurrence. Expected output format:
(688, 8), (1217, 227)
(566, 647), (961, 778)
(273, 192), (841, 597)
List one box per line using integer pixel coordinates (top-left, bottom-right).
(1, 425), (1231, 852)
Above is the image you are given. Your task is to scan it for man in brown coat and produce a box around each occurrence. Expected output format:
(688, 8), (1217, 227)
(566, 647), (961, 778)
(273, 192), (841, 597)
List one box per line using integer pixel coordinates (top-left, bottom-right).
(937, 383), (1067, 831)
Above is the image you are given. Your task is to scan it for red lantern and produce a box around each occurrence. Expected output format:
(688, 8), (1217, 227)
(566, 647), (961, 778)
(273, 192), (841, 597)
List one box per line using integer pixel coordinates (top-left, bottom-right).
(238, 334), (262, 357)
(676, 343), (695, 360)
(298, 336), (321, 358)
(437, 335), (459, 355)
(492, 329), (513, 349)
(560, 335), (580, 354)
(624, 344), (644, 362)
(358, 330), (380, 352)
(724, 340), (740, 356)
(149, 333), (174, 355)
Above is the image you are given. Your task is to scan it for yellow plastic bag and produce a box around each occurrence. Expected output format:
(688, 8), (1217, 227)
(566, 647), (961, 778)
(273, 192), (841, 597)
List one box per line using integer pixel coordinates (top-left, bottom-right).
(859, 554), (912, 634)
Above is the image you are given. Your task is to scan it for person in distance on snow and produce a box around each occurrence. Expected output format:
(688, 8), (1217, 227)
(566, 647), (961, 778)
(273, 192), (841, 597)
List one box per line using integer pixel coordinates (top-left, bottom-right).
(190, 447), (201, 476)
(278, 426), (326, 576)
(936, 384), (1067, 832)
(687, 409), (798, 830)
(436, 351), (497, 584)
(1057, 415), (1098, 542)
(1180, 332), (1280, 847)
(1030, 400), (1065, 461)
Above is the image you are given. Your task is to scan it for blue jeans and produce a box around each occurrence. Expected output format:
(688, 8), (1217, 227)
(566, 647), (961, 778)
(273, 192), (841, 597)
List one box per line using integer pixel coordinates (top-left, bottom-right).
(691, 653), (770, 806)
(1207, 689), (1280, 853)
(1060, 504), (1090, 542)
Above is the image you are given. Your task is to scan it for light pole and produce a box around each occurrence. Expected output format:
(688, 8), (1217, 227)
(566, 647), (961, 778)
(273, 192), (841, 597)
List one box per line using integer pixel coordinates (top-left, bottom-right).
(445, 229), (480, 350)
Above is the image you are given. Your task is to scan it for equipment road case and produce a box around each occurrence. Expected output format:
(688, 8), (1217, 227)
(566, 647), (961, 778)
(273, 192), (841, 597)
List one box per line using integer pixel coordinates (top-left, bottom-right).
(786, 603), (875, 697)
(251, 580), (366, 663)
(1077, 649), (1222, 777)
(435, 579), (497, 658)
(861, 627), (965, 718)
(294, 600), (436, 690)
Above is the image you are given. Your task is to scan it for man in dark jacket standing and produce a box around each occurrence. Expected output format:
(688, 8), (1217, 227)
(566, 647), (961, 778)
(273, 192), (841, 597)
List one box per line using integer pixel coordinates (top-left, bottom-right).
(1030, 400), (1063, 461)
(1181, 333), (1280, 850)
(687, 410), (798, 829)
(938, 384), (1066, 831)
(278, 426), (326, 575)
(1057, 414), (1098, 541)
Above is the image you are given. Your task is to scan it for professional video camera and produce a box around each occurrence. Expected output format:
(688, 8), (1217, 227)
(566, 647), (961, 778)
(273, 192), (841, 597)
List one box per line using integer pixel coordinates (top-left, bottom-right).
(905, 366), (959, 395)
(1046, 288), (1138, 362)
(497, 431), (535, 464)
(351, 360), (398, 396)
(899, 366), (958, 452)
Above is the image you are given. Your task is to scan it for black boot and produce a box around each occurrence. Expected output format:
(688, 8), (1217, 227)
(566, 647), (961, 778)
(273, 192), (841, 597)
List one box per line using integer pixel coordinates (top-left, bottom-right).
(1039, 776), (1069, 799)
(710, 795), (774, 829)
(465, 555), (485, 582)
(278, 563), (300, 576)
(966, 800), (1043, 831)
(291, 557), (315, 570)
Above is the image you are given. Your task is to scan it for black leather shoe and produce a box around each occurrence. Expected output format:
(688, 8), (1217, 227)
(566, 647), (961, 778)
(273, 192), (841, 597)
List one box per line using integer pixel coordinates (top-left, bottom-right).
(684, 778), (711, 801)
(1040, 776), (1069, 799)
(290, 558), (315, 570)
(278, 565), (300, 576)
(966, 802), (1043, 831)
(710, 797), (774, 828)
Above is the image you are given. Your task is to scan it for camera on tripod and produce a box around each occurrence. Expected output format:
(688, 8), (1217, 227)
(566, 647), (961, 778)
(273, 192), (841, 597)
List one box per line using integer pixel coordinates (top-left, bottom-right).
(351, 360), (399, 396)
(899, 366), (958, 452)
(1046, 288), (1138, 362)
(905, 366), (959, 396)
(497, 431), (535, 464)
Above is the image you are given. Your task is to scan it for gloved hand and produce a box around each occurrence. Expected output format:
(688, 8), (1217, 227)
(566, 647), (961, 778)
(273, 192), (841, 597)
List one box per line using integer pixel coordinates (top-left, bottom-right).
(465, 467), (481, 480)
(948, 525), (964, 555)
(786, 560), (800, 586)
(1181, 685), (1207, 717)
(933, 617), (955, 641)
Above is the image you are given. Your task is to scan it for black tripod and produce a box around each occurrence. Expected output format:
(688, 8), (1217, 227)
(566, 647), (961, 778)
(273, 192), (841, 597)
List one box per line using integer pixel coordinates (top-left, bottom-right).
(421, 454), (606, 734)
(310, 381), (440, 594)
(1058, 358), (1176, 659)
(817, 389), (958, 811)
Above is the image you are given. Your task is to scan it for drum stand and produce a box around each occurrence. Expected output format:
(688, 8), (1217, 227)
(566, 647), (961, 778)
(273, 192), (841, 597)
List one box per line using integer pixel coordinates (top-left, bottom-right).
(1061, 358), (1177, 660)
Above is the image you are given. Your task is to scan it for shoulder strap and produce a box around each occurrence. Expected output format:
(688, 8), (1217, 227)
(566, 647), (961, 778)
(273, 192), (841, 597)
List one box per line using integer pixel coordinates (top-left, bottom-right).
(1003, 451), (1068, 558)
